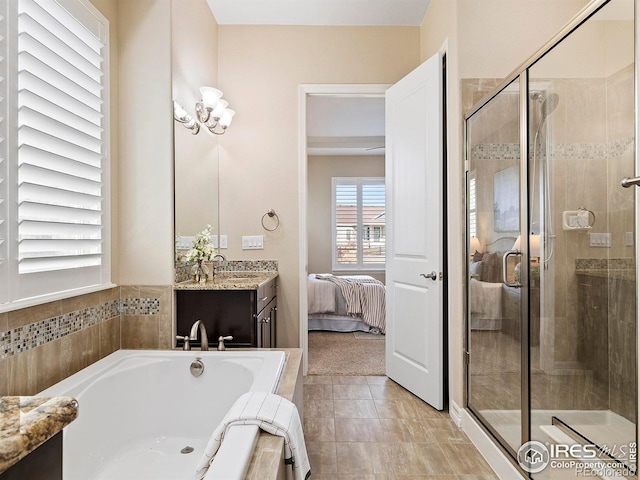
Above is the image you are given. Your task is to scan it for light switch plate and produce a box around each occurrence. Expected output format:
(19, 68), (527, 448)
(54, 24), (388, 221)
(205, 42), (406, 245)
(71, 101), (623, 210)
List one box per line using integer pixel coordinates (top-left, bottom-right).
(220, 235), (228, 249)
(589, 232), (611, 247)
(242, 235), (264, 250)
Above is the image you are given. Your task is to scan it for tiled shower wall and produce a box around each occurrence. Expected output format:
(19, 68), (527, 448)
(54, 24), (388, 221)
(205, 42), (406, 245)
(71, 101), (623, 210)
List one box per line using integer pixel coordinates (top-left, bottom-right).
(0, 285), (173, 396)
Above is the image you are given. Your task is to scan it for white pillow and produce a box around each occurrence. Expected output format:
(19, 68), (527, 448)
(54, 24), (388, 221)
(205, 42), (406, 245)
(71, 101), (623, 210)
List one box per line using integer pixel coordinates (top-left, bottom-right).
(470, 261), (483, 278)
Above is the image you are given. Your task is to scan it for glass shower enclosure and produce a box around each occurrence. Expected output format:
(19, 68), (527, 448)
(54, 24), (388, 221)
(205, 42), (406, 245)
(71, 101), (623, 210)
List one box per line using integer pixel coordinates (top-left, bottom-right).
(465, 0), (637, 477)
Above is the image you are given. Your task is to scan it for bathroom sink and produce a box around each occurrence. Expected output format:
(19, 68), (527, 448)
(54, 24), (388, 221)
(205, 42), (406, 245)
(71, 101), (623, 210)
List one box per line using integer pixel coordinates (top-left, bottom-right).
(223, 277), (259, 283)
(217, 273), (263, 283)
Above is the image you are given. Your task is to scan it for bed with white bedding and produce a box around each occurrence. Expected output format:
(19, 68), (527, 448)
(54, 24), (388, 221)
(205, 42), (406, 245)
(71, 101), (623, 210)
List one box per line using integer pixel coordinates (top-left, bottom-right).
(307, 274), (386, 334)
(469, 236), (517, 331)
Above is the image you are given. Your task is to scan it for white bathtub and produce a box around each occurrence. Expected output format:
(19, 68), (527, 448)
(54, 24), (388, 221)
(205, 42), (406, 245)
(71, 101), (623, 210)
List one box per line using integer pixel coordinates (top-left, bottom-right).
(39, 349), (286, 480)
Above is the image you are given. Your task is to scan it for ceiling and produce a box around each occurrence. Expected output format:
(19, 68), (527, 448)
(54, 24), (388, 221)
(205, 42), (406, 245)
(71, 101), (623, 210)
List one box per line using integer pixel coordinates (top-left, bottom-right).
(206, 0), (432, 26)
(306, 95), (385, 156)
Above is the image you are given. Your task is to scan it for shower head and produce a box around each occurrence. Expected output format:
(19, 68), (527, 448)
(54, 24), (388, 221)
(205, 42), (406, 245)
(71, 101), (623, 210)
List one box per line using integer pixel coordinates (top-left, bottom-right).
(541, 93), (559, 118)
(530, 91), (559, 118)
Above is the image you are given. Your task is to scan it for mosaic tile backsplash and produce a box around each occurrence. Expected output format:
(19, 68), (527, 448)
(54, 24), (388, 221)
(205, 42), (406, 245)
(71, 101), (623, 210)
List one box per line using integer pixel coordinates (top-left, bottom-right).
(174, 259), (278, 283)
(0, 296), (160, 359)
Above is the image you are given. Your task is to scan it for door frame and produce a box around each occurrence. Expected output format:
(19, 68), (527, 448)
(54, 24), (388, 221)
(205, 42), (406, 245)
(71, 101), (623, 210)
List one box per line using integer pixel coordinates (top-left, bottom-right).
(298, 51), (450, 382)
(298, 83), (389, 376)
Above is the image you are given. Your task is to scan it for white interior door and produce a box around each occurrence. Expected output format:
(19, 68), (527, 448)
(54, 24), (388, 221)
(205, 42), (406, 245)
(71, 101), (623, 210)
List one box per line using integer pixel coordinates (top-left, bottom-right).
(385, 52), (444, 410)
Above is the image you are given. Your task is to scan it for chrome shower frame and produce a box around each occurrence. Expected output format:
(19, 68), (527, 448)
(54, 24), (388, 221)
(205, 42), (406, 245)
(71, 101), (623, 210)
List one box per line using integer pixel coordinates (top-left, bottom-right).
(463, 0), (638, 475)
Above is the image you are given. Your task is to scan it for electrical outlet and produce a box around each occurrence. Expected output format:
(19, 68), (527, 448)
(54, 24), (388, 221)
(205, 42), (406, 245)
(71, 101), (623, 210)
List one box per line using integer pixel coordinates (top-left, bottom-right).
(626, 232), (634, 246)
(220, 235), (228, 249)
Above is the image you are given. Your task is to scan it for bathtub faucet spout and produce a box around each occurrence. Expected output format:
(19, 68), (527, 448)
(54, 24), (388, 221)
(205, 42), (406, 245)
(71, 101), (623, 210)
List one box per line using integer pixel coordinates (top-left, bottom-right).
(189, 320), (209, 351)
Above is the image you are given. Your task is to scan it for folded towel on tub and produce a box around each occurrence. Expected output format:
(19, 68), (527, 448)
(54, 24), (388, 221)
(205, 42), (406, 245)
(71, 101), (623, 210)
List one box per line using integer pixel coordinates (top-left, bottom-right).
(195, 392), (311, 480)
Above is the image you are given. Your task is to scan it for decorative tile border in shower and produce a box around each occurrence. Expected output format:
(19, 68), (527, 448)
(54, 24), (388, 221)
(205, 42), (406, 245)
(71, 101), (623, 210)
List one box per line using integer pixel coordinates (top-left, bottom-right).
(553, 138), (634, 160)
(470, 143), (520, 161)
(470, 137), (633, 162)
(0, 296), (161, 359)
(575, 258), (634, 271)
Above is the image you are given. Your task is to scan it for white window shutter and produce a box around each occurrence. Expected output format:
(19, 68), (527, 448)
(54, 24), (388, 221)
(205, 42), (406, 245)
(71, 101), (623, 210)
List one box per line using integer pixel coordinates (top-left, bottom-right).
(333, 178), (385, 271)
(17, 0), (105, 277)
(0, 3), (8, 304)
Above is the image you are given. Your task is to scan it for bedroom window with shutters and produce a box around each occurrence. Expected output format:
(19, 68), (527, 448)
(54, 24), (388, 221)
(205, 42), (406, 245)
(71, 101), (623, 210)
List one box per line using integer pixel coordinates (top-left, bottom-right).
(332, 177), (385, 271)
(1, 0), (110, 310)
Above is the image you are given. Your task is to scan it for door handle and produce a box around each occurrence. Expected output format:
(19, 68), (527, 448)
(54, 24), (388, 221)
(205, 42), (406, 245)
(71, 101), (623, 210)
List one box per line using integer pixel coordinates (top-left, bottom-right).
(420, 271), (437, 281)
(502, 250), (522, 288)
(621, 176), (640, 188)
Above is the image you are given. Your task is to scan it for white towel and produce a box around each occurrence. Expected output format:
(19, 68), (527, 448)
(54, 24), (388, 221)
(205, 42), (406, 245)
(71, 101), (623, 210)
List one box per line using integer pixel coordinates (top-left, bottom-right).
(195, 392), (311, 480)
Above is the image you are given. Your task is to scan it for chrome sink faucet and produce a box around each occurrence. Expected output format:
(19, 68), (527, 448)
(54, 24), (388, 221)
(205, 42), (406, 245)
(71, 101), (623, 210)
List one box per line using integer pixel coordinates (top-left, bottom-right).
(189, 320), (209, 351)
(211, 253), (226, 277)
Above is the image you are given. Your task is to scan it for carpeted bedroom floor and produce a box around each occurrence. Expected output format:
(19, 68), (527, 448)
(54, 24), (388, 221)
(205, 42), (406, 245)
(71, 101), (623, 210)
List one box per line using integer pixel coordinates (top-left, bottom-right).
(308, 331), (385, 376)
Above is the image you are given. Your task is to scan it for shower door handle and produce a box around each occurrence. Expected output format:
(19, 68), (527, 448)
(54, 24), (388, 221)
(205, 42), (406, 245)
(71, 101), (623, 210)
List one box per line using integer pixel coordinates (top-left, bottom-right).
(502, 250), (522, 288)
(621, 175), (640, 188)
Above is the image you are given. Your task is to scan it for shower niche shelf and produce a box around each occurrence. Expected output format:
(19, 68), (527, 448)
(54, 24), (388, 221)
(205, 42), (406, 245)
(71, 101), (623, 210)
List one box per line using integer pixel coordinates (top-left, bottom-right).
(562, 210), (594, 231)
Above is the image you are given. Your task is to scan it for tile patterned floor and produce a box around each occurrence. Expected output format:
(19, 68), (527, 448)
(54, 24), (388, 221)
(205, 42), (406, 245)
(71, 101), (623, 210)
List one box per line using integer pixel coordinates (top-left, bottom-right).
(303, 375), (499, 479)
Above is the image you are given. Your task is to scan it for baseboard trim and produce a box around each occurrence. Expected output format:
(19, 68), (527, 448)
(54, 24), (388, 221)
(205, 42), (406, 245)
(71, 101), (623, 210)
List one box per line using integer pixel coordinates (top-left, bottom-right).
(449, 398), (463, 427)
(455, 403), (526, 480)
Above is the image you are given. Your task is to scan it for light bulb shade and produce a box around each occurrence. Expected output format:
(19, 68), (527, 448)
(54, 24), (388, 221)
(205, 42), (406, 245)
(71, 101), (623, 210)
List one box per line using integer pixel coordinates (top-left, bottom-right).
(199, 87), (223, 110)
(512, 234), (541, 257)
(219, 108), (235, 128)
(530, 234), (541, 258)
(173, 101), (187, 120)
(211, 99), (229, 120)
(469, 237), (482, 254)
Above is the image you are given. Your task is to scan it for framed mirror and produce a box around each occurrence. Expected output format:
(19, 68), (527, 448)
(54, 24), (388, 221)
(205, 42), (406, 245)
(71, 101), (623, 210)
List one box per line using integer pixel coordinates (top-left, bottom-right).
(171, 0), (220, 277)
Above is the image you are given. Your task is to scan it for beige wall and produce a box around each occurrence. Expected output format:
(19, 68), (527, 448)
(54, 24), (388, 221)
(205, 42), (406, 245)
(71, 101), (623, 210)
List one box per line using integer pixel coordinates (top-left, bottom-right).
(458, 0), (591, 79)
(217, 26), (420, 347)
(118, 0), (174, 285)
(307, 155), (385, 282)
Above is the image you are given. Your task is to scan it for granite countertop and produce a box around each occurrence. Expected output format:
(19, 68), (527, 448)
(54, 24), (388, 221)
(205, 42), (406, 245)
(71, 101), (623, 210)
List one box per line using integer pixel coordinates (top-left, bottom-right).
(576, 269), (635, 281)
(0, 396), (78, 473)
(174, 271), (278, 291)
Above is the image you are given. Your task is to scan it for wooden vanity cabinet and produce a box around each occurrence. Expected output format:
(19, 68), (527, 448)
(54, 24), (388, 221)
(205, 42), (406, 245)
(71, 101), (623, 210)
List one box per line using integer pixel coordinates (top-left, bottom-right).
(175, 278), (277, 349)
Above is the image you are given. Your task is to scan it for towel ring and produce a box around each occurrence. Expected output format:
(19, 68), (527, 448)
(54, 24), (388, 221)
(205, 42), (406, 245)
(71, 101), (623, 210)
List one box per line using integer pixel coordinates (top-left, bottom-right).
(578, 206), (596, 228)
(261, 209), (280, 232)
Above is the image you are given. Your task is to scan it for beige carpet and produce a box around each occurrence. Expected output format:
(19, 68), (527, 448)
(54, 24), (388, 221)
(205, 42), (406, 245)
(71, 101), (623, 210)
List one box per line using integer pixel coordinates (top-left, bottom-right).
(308, 331), (385, 376)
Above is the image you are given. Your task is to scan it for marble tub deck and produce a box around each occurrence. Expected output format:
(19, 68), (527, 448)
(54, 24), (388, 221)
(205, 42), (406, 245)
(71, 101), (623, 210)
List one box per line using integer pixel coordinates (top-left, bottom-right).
(0, 396), (78, 473)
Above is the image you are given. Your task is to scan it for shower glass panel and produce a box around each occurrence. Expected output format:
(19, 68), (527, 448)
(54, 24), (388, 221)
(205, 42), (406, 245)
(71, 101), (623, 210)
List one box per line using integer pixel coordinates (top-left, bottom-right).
(529, 0), (636, 471)
(466, 76), (523, 453)
(465, 0), (637, 475)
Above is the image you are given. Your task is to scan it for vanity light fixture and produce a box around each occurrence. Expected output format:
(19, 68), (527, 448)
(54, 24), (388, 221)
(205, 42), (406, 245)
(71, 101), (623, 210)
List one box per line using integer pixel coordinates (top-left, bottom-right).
(173, 101), (200, 135)
(173, 86), (235, 136)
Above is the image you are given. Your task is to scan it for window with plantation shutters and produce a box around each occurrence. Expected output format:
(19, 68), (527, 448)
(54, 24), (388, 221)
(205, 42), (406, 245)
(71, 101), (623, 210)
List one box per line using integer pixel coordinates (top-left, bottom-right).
(332, 178), (385, 271)
(1, 0), (109, 308)
(0, 3), (8, 305)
